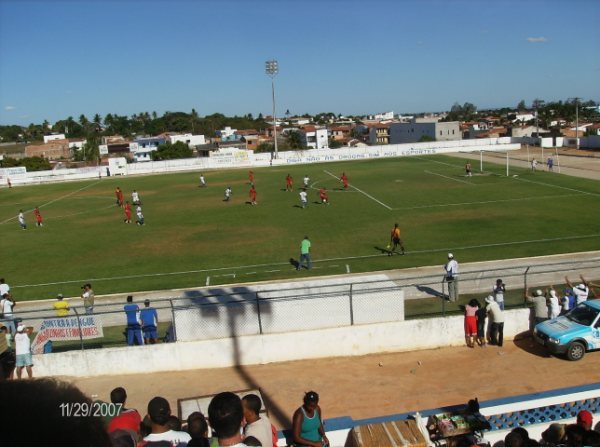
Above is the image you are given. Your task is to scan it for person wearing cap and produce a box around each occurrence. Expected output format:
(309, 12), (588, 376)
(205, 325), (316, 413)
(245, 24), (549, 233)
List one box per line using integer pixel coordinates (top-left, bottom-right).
(81, 283), (94, 314)
(53, 294), (70, 317)
(524, 287), (548, 326)
(124, 296), (143, 346)
(0, 292), (16, 334)
(485, 296), (504, 347)
(443, 253), (459, 302)
(144, 396), (191, 444)
(577, 410), (594, 431)
(14, 323), (33, 379)
(565, 275), (590, 305)
(547, 287), (560, 320)
(140, 299), (159, 345)
(292, 391), (328, 447)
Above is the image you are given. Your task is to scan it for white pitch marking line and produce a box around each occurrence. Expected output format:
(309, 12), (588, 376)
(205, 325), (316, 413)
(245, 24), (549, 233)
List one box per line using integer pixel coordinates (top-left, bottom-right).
(512, 176), (600, 198)
(424, 170), (474, 185)
(12, 233), (600, 289)
(397, 193), (584, 210)
(323, 170), (392, 210)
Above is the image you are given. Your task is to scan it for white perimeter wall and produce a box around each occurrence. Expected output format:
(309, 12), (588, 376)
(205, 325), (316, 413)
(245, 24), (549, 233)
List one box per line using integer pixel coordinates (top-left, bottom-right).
(2, 139), (520, 186)
(34, 308), (530, 378)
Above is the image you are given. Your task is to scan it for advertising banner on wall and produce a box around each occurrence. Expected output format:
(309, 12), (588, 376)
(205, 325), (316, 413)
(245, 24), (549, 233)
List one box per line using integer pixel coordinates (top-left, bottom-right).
(31, 315), (104, 354)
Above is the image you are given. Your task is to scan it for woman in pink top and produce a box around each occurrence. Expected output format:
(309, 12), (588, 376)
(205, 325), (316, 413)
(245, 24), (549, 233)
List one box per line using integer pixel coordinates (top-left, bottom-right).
(464, 299), (479, 348)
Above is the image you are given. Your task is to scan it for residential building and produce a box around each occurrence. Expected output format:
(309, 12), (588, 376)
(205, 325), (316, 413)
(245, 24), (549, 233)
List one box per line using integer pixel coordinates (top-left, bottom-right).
(68, 138), (86, 151)
(25, 140), (70, 160)
(368, 123), (391, 145)
(43, 134), (66, 144)
(388, 121), (460, 144)
(369, 111), (394, 121)
(511, 113), (535, 123)
(329, 125), (353, 141)
(511, 125), (550, 138)
(216, 127), (239, 141)
(168, 133), (206, 147)
(288, 117), (311, 126)
(299, 126), (328, 149)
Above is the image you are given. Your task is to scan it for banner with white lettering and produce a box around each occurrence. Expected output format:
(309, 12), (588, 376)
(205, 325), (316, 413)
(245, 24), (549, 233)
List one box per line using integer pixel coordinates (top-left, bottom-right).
(31, 316), (104, 354)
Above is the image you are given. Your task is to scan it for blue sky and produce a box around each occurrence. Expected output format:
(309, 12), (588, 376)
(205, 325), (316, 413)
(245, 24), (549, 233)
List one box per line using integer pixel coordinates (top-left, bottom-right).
(1, 0), (599, 126)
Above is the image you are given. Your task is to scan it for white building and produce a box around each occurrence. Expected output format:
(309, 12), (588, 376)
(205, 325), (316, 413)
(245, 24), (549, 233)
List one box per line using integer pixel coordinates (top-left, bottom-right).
(217, 127), (237, 139)
(369, 111), (394, 121)
(511, 113), (535, 123)
(43, 134), (66, 143)
(168, 133), (206, 147)
(300, 127), (328, 149)
(389, 121), (460, 144)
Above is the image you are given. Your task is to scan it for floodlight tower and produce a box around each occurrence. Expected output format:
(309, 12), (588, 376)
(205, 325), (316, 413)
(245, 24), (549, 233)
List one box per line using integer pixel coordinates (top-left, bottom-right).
(265, 59), (279, 158)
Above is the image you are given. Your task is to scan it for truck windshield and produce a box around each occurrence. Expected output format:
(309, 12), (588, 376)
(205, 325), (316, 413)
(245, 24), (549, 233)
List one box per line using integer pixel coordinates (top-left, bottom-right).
(566, 304), (599, 326)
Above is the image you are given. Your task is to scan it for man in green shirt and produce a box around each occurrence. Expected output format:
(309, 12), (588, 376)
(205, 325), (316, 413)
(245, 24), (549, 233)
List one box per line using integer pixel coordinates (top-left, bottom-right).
(298, 236), (312, 271)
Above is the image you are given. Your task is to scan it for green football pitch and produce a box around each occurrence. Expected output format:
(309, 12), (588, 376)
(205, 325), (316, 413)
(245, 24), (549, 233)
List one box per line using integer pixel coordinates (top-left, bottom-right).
(2, 154), (599, 300)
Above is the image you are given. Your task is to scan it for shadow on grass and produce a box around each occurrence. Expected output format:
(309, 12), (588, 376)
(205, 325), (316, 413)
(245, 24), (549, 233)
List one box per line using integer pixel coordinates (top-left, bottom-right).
(374, 245), (391, 255)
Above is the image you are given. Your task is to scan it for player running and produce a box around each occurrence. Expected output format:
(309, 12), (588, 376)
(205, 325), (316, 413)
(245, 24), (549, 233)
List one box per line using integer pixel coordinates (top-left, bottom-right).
(224, 186), (232, 202)
(131, 189), (141, 205)
(249, 185), (257, 205)
(319, 187), (329, 205)
(465, 162), (472, 177)
(199, 174), (207, 187)
(389, 223), (405, 256)
(286, 174), (293, 192)
(340, 172), (349, 190)
(33, 206), (43, 227)
(18, 209), (26, 230)
(124, 201), (132, 224)
(115, 187), (124, 208)
(299, 189), (308, 209)
(136, 206), (145, 226)
(303, 175), (310, 188)
(248, 170), (254, 184)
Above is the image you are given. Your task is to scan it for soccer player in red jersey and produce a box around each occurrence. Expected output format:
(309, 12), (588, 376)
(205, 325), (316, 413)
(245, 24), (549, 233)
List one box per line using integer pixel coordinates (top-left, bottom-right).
(249, 170), (254, 184)
(249, 185), (257, 205)
(115, 187), (124, 207)
(286, 174), (293, 192)
(340, 172), (349, 190)
(124, 201), (132, 223)
(319, 187), (329, 205)
(34, 206), (43, 227)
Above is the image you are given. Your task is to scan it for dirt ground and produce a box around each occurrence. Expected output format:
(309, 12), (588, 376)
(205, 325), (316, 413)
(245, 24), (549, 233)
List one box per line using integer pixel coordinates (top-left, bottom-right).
(66, 337), (600, 431)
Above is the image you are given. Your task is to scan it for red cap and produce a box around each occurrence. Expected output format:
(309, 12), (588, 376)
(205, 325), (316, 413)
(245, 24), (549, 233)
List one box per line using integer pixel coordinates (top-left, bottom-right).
(577, 410), (593, 426)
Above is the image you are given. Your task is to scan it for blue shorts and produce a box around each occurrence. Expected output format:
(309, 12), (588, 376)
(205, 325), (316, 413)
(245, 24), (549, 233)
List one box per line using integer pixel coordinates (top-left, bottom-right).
(16, 353), (33, 367)
(143, 326), (158, 339)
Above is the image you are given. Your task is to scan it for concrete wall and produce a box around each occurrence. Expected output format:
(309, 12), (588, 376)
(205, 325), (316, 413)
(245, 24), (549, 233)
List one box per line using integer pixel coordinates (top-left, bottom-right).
(34, 308), (531, 378)
(5, 139), (520, 187)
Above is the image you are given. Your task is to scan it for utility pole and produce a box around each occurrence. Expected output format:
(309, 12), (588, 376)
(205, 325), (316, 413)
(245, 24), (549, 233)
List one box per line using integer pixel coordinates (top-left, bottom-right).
(575, 97), (580, 150)
(265, 60), (279, 159)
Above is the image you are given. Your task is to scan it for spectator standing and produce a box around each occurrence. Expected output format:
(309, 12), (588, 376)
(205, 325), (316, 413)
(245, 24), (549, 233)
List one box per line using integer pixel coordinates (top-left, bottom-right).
(298, 236), (312, 271)
(493, 279), (506, 310)
(0, 278), (9, 297)
(14, 323), (33, 379)
(524, 288), (548, 325)
(140, 299), (159, 344)
(292, 391), (328, 447)
(547, 288), (561, 320)
(475, 301), (487, 348)
(0, 325), (16, 379)
(124, 295), (143, 346)
(53, 294), (70, 316)
(463, 299), (479, 348)
(1, 293), (16, 334)
(208, 392), (248, 447)
(561, 288), (575, 314)
(144, 396), (191, 445)
(242, 394), (274, 447)
(81, 283), (94, 314)
(485, 296), (504, 347)
(18, 209), (27, 229)
(444, 253), (459, 302)
(107, 387), (142, 434)
(566, 276), (589, 304)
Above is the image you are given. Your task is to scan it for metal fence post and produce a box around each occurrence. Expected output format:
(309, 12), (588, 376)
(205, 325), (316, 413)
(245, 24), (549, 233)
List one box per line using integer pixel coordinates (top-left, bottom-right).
(524, 266), (530, 292)
(256, 292), (263, 335)
(441, 277), (446, 316)
(349, 283), (355, 325)
(169, 299), (178, 342)
(74, 308), (85, 351)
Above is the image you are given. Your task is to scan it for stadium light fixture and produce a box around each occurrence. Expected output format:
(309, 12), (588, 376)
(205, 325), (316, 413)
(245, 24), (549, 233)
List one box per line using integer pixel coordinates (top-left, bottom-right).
(265, 59), (279, 159)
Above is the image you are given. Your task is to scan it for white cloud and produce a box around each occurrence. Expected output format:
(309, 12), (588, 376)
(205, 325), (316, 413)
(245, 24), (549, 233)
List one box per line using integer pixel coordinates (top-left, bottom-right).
(527, 37), (547, 43)
(4, 105), (16, 111)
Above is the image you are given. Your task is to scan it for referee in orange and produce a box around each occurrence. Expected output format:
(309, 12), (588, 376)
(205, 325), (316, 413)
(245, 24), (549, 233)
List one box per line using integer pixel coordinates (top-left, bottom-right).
(390, 223), (405, 256)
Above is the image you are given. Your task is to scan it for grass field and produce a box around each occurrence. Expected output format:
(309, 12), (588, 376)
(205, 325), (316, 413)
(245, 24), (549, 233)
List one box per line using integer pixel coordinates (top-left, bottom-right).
(2, 154), (600, 301)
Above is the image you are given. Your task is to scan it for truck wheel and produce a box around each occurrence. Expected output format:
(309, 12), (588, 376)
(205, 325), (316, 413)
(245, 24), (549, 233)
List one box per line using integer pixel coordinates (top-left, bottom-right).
(567, 341), (585, 361)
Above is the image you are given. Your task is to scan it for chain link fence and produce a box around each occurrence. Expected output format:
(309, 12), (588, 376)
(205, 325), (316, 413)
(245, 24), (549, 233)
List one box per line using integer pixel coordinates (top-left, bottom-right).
(1, 257), (597, 353)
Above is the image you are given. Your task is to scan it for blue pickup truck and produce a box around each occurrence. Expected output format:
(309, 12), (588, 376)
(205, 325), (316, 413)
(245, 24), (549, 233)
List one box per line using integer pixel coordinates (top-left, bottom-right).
(533, 299), (600, 361)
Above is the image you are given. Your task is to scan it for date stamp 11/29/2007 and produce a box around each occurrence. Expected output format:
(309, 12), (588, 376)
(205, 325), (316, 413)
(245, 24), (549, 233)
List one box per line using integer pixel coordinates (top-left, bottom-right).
(59, 402), (122, 418)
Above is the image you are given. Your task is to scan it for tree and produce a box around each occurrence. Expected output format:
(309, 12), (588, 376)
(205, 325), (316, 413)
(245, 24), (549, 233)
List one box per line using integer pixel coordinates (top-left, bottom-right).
(329, 139), (343, 149)
(517, 100), (526, 110)
(286, 131), (304, 150)
(418, 135), (435, 142)
(152, 141), (193, 160)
